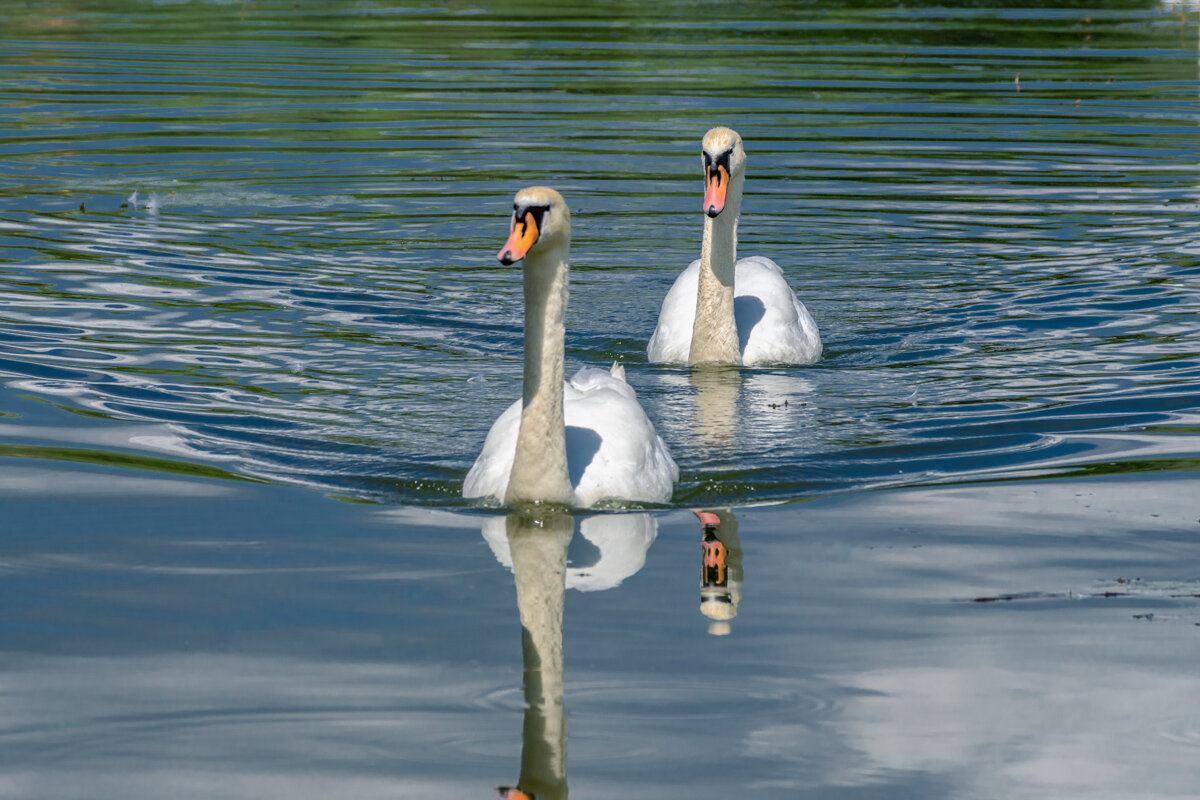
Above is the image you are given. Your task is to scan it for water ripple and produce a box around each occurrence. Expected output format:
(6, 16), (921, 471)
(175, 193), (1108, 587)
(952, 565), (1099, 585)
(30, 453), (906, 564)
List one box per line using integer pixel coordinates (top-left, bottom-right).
(2, 3), (1198, 506)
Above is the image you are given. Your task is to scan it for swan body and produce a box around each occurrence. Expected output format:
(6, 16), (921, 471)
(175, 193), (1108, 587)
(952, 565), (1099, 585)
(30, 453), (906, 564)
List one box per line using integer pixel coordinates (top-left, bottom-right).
(465, 362), (677, 507)
(648, 126), (821, 366)
(464, 186), (677, 508)
(648, 255), (821, 365)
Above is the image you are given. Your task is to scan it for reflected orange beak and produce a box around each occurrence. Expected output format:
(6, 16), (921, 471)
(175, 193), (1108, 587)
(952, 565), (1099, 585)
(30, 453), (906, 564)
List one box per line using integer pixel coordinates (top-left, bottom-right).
(497, 212), (540, 264)
(703, 539), (728, 569)
(496, 787), (534, 800)
(694, 510), (721, 527)
(704, 165), (729, 217)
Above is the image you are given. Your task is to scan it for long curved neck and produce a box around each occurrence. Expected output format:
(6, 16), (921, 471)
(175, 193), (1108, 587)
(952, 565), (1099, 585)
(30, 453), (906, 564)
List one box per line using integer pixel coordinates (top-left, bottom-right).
(508, 512), (571, 800)
(689, 176), (743, 366)
(505, 242), (574, 506)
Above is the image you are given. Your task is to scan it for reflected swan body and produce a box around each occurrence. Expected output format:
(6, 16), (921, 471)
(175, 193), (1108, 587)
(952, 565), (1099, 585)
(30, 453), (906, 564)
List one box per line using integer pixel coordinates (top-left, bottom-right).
(648, 127), (821, 366)
(464, 187), (678, 507)
(482, 512), (657, 592)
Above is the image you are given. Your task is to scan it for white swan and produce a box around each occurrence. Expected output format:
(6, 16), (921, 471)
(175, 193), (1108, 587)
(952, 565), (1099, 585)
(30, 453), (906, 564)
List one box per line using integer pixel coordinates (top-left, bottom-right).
(647, 127), (822, 366)
(464, 187), (678, 508)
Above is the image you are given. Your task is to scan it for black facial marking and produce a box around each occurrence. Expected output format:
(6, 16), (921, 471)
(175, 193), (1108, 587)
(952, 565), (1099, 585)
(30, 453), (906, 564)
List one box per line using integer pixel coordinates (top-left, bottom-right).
(704, 147), (734, 183)
(516, 203), (552, 227)
(513, 203), (550, 237)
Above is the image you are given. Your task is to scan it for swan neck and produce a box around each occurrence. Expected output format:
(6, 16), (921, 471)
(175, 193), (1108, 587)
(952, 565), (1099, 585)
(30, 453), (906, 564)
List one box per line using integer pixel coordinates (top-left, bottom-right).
(506, 244), (573, 506)
(690, 185), (742, 366)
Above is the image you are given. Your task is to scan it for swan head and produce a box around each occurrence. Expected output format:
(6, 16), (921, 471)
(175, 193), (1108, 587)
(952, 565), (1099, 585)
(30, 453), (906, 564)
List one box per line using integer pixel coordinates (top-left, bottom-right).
(497, 186), (570, 265)
(701, 127), (745, 218)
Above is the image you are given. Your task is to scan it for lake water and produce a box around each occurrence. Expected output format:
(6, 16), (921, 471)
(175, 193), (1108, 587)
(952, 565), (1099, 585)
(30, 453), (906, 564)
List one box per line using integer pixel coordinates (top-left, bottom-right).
(2, 2), (1199, 798)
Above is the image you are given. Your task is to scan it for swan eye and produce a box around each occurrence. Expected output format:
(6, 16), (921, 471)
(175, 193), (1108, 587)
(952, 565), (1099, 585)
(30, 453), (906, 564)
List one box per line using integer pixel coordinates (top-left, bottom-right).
(702, 151), (712, 167)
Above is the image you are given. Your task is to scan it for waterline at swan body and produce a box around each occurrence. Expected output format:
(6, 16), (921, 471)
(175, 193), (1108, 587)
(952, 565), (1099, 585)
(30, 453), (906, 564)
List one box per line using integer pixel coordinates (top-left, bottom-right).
(647, 127), (822, 367)
(464, 186), (678, 508)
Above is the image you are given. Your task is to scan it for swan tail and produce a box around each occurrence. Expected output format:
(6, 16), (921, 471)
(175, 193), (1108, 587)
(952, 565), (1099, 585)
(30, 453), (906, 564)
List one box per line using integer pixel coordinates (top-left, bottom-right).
(609, 361), (626, 382)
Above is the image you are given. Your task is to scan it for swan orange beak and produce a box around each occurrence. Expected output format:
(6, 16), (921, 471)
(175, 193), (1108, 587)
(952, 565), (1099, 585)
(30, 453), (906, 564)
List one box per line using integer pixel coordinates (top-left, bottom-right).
(694, 510), (722, 528)
(497, 211), (540, 265)
(704, 165), (728, 218)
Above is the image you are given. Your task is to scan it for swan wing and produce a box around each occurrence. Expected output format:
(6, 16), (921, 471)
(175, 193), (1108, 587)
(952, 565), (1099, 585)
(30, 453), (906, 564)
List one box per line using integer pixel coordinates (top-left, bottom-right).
(564, 366), (678, 506)
(462, 397), (522, 501)
(734, 256), (822, 366)
(647, 259), (701, 364)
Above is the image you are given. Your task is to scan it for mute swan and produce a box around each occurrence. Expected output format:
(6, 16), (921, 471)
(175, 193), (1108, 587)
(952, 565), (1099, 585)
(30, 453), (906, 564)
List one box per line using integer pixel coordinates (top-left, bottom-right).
(647, 127), (822, 366)
(464, 187), (678, 508)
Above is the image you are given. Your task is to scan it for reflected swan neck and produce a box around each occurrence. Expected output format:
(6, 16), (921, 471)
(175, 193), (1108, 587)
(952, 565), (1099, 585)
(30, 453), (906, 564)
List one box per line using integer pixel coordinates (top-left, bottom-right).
(508, 513), (571, 799)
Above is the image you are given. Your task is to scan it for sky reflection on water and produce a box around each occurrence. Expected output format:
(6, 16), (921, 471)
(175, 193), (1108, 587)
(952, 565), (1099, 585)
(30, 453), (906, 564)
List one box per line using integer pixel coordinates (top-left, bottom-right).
(3, 470), (1199, 798)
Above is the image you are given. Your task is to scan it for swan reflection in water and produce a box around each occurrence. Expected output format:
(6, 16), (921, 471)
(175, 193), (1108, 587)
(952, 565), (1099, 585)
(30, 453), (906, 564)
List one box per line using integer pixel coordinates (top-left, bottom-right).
(483, 511), (657, 800)
(696, 510), (743, 636)
(688, 365), (741, 452)
(655, 368), (816, 463)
